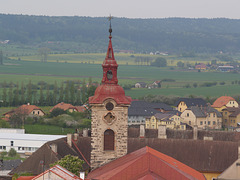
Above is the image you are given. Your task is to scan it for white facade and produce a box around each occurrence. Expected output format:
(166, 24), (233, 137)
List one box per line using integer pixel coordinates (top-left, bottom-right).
(0, 128), (25, 134)
(0, 133), (66, 154)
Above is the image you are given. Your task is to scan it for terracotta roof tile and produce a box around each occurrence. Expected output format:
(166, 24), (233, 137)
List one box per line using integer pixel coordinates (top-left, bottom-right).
(212, 96), (236, 108)
(4, 104), (43, 116)
(50, 102), (77, 112)
(87, 146), (206, 180)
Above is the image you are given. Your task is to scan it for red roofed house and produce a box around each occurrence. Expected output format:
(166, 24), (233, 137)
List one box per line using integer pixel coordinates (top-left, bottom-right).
(3, 104), (45, 120)
(212, 96), (239, 112)
(50, 102), (78, 113)
(195, 63), (207, 70)
(18, 164), (82, 180)
(87, 146), (206, 180)
(75, 105), (88, 113)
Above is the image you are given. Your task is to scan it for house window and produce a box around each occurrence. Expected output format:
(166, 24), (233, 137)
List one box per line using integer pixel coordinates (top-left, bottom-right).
(104, 129), (114, 151)
(230, 101), (231, 104)
(187, 113), (189, 117)
(204, 121), (206, 124)
(225, 112), (227, 115)
(208, 121), (210, 125)
(208, 114), (210, 117)
(152, 119), (154, 122)
(33, 111), (35, 115)
(234, 120), (236, 123)
(189, 121), (191, 125)
(213, 113), (215, 117)
(11, 141), (14, 146)
(180, 108), (182, 111)
(152, 125), (155, 129)
(38, 111), (40, 115)
(200, 121), (203, 125)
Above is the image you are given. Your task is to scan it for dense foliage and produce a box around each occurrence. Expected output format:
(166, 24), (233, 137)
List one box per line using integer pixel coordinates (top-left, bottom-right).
(50, 155), (84, 176)
(1, 14), (240, 53)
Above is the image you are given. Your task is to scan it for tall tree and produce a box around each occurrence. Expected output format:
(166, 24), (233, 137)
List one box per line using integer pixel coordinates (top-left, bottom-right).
(20, 82), (25, 104)
(45, 84), (50, 106)
(2, 81), (7, 107)
(13, 82), (19, 106)
(26, 80), (32, 104)
(39, 84), (44, 106)
(8, 82), (13, 106)
(81, 79), (86, 104)
(70, 81), (75, 104)
(58, 82), (64, 103)
(53, 81), (58, 105)
(38, 47), (50, 63)
(0, 50), (3, 65)
(64, 81), (69, 103)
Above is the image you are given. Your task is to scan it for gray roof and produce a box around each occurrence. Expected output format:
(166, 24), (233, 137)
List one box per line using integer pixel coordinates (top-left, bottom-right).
(0, 159), (22, 171)
(128, 101), (173, 116)
(187, 106), (222, 118)
(174, 98), (207, 107)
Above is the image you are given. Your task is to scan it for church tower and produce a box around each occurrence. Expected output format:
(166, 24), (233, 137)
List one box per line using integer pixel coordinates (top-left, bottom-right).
(89, 18), (132, 170)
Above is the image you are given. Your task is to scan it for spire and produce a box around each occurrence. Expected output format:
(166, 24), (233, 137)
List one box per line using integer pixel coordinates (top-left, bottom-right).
(105, 15), (115, 60)
(102, 15), (118, 84)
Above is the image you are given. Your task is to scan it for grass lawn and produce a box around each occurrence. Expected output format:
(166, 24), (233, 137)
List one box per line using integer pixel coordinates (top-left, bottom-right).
(24, 124), (75, 135)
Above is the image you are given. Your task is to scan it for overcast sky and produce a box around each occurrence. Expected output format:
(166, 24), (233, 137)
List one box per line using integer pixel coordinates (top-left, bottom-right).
(0, 0), (239, 19)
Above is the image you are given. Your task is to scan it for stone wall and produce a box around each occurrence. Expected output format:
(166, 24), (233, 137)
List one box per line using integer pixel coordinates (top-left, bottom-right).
(90, 101), (129, 169)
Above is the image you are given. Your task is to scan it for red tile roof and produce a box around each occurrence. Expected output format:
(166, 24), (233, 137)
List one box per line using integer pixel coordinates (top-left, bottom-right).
(87, 146), (206, 180)
(4, 104), (43, 116)
(212, 96), (236, 108)
(50, 102), (77, 112)
(17, 176), (35, 180)
(75, 105), (87, 113)
(32, 165), (81, 180)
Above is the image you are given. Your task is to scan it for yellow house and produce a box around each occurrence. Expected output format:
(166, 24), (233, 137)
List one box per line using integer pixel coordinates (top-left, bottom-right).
(222, 107), (240, 128)
(212, 96), (239, 112)
(145, 113), (182, 130)
(175, 98), (207, 112)
(181, 106), (222, 129)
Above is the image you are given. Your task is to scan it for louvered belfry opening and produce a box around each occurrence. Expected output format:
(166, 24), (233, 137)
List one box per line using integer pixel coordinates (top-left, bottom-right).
(104, 129), (114, 150)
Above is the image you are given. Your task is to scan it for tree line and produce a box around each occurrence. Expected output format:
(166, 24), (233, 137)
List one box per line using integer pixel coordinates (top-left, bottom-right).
(1, 14), (240, 53)
(0, 79), (97, 107)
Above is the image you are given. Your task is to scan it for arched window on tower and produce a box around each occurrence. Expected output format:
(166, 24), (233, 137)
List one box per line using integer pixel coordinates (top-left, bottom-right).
(104, 129), (114, 150)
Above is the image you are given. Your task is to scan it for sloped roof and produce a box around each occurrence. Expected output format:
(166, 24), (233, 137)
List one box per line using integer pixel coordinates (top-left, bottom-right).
(32, 164), (81, 180)
(128, 101), (172, 116)
(10, 137), (90, 175)
(0, 159), (22, 171)
(186, 106), (222, 118)
(87, 146), (206, 180)
(75, 106), (87, 112)
(174, 98), (207, 107)
(12, 130), (240, 175)
(50, 102), (76, 112)
(217, 158), (240, 180)
(152, 113), (174, 120)
(4, 104), (43, 116)
(212, 96), (236, 108)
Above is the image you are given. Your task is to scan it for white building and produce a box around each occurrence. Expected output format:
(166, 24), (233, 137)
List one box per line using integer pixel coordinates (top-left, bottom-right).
(0, 133), (66, 154)
(0, 128), (25, 134)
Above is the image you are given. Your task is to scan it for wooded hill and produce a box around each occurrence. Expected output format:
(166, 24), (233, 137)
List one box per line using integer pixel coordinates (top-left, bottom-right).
(1, 14), (240, 53)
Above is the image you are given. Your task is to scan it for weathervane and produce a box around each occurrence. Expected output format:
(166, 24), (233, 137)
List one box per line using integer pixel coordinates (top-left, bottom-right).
(108, 14), (113, 36)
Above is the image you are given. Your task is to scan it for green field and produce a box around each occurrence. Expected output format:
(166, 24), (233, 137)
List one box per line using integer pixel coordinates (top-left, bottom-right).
(1, 56), (240, 99)
(24, 124), (75, 135)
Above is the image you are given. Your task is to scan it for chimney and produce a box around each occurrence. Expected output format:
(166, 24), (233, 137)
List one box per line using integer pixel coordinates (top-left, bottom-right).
(140, 125), (145, 138)
(158, 125), (167, 139)
(83, 129), (88, 137)
(73, 133), (78, 141)
(67, 134), (72, 147)
(193, 125), (198, 140)
(50, 144), (57, 153)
